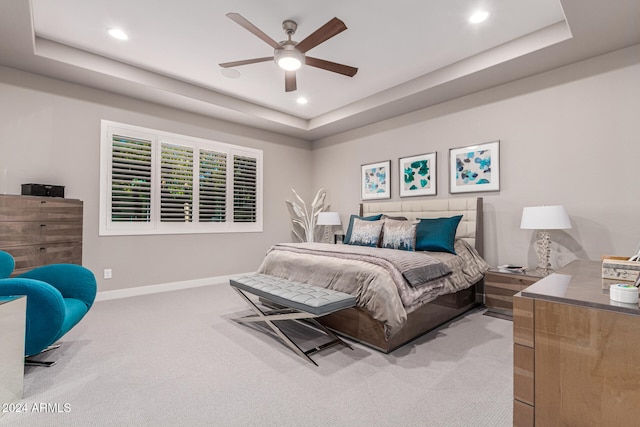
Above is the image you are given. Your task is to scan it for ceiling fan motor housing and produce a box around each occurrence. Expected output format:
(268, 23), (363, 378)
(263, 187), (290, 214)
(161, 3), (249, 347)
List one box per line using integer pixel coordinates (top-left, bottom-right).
(282, 20), (297, 36)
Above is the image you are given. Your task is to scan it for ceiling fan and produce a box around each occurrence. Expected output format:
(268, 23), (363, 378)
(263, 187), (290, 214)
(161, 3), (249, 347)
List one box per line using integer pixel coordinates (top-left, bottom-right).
(219, 13), (358, 92)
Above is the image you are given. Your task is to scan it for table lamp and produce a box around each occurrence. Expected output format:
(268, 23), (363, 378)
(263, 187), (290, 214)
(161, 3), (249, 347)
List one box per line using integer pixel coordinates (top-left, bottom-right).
(317, 212), (342, 243)
(520, 205), (571, 275)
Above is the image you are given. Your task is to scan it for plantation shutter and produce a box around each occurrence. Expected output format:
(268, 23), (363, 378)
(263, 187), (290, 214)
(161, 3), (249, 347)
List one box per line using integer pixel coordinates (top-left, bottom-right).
(233, 155), (257, 223)
(101, 120), (262, 235)
(160, 143), (194, 222)
(111, 134), (152, 222)
(199, 149), (227, 222)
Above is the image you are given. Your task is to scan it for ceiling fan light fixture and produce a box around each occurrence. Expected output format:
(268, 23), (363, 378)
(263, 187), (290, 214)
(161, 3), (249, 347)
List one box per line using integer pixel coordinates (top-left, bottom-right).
(274, 45), (304, 71)
(277, 56), (302, 71)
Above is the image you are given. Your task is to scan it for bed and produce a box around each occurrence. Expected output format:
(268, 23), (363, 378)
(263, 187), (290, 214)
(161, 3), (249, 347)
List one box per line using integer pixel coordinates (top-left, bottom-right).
(257, 197), (489, 353)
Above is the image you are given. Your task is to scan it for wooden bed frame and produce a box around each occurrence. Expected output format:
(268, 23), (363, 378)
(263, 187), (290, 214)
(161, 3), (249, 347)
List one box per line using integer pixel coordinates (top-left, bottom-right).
(318, 197), (484, 353)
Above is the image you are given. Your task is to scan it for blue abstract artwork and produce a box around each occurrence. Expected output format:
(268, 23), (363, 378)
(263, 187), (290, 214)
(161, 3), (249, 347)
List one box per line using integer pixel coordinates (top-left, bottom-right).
(362, 160), (391, 199)
(449, 140), (500, 194)
(399, 152), (437, 197)
(455, 150), (492, 186)
(404, 159), (431, 190)
(364, 166), (387, 194)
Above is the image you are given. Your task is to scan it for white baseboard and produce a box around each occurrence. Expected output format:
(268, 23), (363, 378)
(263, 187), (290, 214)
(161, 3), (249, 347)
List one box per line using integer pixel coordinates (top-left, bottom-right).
(95, 271), (255, 302)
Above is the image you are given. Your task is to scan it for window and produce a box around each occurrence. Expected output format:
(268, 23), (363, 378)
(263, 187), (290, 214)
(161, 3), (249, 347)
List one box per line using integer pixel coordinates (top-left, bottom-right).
(100, 120), (262, 235)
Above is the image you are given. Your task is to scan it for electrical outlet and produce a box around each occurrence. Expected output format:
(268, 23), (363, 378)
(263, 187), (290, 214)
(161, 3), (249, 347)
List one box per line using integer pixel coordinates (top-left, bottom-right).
(104, 269), (112, 279)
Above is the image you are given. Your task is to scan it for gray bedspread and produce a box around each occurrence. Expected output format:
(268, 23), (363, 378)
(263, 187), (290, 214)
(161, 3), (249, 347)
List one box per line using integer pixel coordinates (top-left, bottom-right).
(271, 242), (452, 287)
(256, 240), (489, 340)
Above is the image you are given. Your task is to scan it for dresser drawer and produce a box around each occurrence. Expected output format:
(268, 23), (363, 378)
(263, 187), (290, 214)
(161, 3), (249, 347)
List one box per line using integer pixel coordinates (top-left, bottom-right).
(0, 195), (82, 222)
(3, 245), (41, 273)
(0, 222), (82, 245)
(513, 295), (534, 347)
(40, 242), (82, 267)
(485, 271), (542, 315)
(514, 343), (535, 405)
(485, 271), (539, 289)
(0, 222), (42, 245)
(4, 243), (82, 276)
(513, 399), (534, 427)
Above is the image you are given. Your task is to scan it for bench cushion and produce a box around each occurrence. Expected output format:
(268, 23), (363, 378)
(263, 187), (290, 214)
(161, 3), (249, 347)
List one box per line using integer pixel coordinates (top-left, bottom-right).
(230, 274), (357, 316)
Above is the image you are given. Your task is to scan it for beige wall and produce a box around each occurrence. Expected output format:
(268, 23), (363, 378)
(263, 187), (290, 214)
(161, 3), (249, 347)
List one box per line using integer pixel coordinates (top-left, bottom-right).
(312, 45), (640, 269)
(0, 67), (313, 291)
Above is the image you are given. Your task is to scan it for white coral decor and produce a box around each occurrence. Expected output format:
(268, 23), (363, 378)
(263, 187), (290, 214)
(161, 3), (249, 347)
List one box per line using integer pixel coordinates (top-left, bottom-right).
(286, 188), (329, 243)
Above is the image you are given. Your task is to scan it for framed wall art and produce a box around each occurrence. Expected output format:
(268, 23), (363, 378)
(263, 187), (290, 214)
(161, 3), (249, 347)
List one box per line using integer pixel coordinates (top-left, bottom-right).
(361, 160), (391, 200)
(399, 152), (437, 197)
(449, 140), (500, 194)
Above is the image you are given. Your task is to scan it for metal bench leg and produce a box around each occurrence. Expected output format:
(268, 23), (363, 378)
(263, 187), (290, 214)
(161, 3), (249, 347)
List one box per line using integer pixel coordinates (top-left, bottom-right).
(307, 318), (354, 351)
(232, 287), (319, 366)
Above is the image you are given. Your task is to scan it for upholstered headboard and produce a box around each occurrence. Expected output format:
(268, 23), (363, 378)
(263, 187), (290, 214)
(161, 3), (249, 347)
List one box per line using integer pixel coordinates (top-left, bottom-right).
(360, 197), (484, 257)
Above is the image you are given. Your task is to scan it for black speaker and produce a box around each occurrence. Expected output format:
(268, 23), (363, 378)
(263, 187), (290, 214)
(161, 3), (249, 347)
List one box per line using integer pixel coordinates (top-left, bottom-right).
(21, 183), (65, 198)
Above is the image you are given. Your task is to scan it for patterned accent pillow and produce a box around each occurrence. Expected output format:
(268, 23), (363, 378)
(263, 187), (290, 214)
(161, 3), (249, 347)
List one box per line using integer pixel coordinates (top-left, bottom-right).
(381, 219), (416, 251)
(348, 218), (384, 247)
(343, 214), (383, 243)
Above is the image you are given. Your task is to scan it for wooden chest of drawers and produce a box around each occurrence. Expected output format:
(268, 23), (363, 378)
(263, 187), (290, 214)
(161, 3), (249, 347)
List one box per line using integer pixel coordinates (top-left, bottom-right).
(512, 261), (640, 426)
(0, 195), (83, 275)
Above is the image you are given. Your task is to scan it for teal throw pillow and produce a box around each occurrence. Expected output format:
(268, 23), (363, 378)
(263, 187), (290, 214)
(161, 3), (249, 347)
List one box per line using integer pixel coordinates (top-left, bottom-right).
(343, 214), (383, 243)
(415, 215), (463, 254)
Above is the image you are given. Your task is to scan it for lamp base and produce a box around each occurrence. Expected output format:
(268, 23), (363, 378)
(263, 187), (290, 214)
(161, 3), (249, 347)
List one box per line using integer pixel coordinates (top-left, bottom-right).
(532, 266), (553, 277)
(535, 230), (552, 274)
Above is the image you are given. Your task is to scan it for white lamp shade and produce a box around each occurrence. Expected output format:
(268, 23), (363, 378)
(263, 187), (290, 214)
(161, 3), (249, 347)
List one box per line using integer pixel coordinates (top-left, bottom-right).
(520, 205), (572, 230)
(317, 212), (341, 226)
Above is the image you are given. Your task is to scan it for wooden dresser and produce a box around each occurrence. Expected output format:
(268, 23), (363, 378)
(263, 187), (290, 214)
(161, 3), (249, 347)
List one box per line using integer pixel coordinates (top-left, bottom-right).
(0, 195), (83, 275)
(513, 260), (640, 426)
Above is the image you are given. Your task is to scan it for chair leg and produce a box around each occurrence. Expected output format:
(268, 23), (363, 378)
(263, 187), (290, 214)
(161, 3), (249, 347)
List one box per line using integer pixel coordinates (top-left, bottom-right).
(39, 344), (61, 353)
(25, 359), (57, 367)
(25, 344), (61, 367)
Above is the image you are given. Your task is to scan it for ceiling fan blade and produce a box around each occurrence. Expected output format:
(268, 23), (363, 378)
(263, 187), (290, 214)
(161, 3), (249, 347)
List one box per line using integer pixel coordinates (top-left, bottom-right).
(226, 13), (282, 49)
(285, 71), (297, 92)
(219, 57), (273, 68)
(305, 57), (358, 77)
(295, 17), (347, 53)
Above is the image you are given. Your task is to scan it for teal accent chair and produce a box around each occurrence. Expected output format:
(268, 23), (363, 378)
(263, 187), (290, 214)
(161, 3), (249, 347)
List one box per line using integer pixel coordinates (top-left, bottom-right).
(0, 251), (97, 365)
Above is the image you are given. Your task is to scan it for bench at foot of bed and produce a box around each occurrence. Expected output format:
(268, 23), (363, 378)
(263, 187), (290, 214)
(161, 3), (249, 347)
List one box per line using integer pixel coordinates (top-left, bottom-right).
(229, 274), (357, 366)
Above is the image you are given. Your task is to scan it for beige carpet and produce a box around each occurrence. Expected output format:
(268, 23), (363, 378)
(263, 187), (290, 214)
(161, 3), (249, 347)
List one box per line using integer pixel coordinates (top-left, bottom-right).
(1, 283), (513, 426)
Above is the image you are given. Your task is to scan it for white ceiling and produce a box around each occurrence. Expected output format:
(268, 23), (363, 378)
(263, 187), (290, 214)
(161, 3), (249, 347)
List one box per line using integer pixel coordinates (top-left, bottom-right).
(1, 1), (639, 141)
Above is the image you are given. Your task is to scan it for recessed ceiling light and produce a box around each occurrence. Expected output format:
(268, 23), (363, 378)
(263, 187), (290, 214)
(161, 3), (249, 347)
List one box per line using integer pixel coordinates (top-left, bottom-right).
(296, 97), (308, 105)
(468, 10), (490, 24)
(108, 28), (129, 40)
(221, 69), (241, 79)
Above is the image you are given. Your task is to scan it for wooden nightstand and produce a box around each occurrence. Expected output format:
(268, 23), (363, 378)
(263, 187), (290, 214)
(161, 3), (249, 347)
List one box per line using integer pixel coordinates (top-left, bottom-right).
(484, 269), (545, 317)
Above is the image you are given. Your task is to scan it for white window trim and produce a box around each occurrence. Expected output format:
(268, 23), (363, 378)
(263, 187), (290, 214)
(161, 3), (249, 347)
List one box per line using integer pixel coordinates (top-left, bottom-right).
(99, 120), (263, 236)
